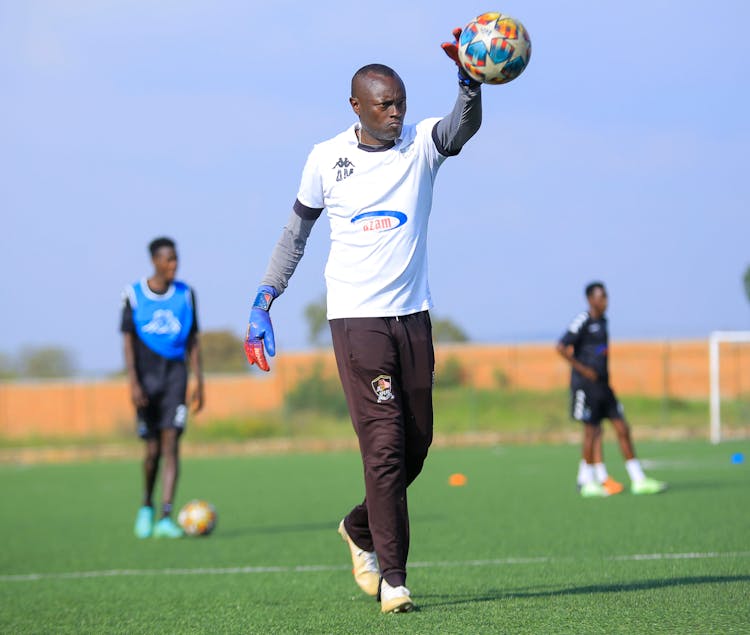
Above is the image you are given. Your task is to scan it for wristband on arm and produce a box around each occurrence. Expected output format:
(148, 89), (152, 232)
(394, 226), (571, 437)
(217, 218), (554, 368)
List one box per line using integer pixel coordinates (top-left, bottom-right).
(252, 286), (276, 311)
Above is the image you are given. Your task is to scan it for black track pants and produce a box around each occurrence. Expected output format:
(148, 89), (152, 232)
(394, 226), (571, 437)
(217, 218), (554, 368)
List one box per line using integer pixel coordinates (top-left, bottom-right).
(330, 311), (434, 587)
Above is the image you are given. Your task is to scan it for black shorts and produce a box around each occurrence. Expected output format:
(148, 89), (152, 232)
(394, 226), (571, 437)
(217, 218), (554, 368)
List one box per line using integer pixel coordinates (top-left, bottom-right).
(570, 382), (623, 425)
(136, 363), (188, 440)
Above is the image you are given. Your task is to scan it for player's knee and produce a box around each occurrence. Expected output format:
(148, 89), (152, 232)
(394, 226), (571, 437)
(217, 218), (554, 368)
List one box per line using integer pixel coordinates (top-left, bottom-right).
(613, 418), (630, 436)
(364, 449), (404, 481)
(144, 451), (160, 472)
(161, 428), (178, 458)
(164, 439), (179, 459)
(583, 423), (598, 439)
(145, 439), (161, 460)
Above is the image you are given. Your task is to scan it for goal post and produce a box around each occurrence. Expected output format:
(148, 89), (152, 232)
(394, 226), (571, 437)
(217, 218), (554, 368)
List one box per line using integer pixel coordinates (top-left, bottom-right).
(709, 330), (750, 444)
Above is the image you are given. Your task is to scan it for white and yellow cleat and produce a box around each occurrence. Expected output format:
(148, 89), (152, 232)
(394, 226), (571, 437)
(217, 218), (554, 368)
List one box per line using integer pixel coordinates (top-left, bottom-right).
(379, 579), (415, 614)
(337, 520), (380, 596)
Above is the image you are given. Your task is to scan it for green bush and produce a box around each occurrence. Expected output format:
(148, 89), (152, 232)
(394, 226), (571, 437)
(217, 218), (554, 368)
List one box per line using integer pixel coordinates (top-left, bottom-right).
(494, 368), (511, 389)
(283, 361), (349, 418)
(190, 416), (284, 441)
(436, 356), (465, 388)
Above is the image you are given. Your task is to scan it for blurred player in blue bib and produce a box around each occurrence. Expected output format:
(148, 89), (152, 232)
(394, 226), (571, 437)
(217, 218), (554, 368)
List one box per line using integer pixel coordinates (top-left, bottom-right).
(121, 237), (204, 538)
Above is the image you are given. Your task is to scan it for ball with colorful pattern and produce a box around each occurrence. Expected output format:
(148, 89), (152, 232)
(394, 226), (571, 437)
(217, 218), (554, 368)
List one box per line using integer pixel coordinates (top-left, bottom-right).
(457, 12), (532, 85)
(178, 500), (218, 536)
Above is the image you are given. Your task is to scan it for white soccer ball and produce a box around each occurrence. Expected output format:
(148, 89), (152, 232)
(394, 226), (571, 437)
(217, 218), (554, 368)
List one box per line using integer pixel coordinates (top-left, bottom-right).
(458, 12), (532, 85)
(178, 499), (217, 536)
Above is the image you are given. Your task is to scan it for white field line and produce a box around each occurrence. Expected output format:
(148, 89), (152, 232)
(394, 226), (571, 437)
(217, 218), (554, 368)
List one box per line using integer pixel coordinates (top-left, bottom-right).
(2, 551), (748, 583)
(610, 551), (750, 561)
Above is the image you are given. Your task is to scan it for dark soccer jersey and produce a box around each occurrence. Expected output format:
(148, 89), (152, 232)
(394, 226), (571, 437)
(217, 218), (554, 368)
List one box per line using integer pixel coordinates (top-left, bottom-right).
(120, 288), (199, 395)
(559, 312), (609, 385)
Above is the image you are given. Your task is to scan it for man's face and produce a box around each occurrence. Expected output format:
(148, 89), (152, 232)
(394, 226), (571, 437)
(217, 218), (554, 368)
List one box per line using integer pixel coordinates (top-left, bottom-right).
(349, 73), (406, 145)
(152, 246), (178, 283)
(588, 287), (608, 314)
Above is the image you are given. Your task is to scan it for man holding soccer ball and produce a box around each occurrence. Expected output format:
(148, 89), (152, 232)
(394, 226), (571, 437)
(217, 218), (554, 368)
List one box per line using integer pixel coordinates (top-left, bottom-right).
(244, 29), (485, 613)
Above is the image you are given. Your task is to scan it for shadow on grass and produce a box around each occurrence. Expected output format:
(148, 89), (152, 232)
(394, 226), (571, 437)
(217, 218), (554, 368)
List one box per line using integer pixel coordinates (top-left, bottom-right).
(660, 480), (749, 493)
(419, 574), (750, 608)
(216, 520), (337, 538)
(217, 514), (446, 539)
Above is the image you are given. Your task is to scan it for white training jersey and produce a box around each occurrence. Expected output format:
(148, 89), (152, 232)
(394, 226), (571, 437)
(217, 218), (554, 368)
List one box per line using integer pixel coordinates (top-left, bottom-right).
(296, 118), (447, 320)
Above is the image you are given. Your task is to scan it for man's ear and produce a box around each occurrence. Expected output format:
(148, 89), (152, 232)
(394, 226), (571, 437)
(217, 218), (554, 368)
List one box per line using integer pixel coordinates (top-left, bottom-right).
(349, 96), (360, 115)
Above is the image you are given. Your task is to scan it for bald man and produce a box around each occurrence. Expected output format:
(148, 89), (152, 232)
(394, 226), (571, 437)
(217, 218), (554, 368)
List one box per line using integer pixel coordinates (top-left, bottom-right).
(244, 31), (482, 613)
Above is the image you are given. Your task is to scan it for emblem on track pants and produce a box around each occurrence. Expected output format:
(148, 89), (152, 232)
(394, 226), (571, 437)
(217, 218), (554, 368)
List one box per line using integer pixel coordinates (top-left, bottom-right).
(371, 375), (394, 403)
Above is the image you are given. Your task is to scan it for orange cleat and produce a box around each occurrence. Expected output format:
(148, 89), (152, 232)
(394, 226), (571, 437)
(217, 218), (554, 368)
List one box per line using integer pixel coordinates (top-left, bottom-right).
(602, 476), (625, 495)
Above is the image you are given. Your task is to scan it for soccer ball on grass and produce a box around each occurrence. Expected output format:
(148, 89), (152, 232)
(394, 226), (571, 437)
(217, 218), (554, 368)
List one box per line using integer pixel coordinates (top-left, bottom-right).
(178, 500), (217, 536)
(458, 12), (532, 85)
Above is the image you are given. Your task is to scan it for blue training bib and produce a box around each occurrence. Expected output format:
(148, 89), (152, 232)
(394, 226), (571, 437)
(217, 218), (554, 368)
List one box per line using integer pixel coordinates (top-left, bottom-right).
(125, 279), (194, 360)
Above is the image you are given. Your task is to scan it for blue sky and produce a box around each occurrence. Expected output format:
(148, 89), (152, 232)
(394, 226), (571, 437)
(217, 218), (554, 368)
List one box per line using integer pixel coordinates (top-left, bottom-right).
(1, 0), (749, 375)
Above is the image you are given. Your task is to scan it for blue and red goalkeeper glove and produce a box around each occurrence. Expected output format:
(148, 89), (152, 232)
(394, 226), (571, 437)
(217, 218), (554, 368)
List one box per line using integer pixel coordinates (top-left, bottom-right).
(244, 285), (278, 372)
(441, 27), (480, 88)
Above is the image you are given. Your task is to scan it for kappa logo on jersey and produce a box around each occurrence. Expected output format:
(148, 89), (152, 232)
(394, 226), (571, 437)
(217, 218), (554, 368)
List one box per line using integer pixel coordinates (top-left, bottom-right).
(351, 210), (407, 233)
(371, 374), (394, 403)
(333, 157), (355, 181)
(142, 309), (182, 335)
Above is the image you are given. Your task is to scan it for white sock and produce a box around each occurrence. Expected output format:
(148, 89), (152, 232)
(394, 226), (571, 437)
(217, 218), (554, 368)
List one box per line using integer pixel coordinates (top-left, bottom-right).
(579, 462), (595, 485)
(594, 463), (608, 483)
(576, 459), (588, 486)
(625, 458), (646, 483)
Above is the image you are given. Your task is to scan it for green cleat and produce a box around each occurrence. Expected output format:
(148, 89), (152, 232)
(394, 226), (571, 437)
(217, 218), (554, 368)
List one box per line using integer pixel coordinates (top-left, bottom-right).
(580, 482), (609, 498)
(153, 516), (184, 538)
(631, 477), (668, 495)
(134, 506), (154, 539)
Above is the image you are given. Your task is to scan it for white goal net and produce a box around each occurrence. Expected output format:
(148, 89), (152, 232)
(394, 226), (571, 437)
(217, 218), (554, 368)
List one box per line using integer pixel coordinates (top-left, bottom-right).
(709, 331), (750, 443)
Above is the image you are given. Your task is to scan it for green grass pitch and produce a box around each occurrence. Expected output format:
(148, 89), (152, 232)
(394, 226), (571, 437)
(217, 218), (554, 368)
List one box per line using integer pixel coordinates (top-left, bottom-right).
(1, 440), (748, 634)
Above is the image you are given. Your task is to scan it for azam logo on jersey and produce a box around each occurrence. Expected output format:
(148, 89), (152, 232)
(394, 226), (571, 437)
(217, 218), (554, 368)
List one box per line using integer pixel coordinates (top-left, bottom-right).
(351, 210), (407, 233)
(142, 309), (182, 335)
(333, 157), (354, 181)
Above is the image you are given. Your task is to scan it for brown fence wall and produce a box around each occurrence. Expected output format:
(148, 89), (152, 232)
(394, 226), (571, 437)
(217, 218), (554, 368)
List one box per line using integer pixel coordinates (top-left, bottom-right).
(1, 339), (747, 440)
